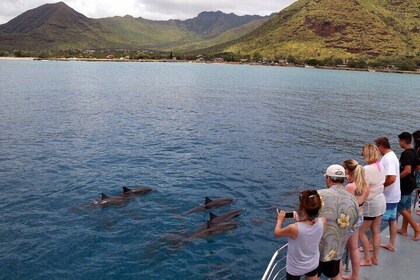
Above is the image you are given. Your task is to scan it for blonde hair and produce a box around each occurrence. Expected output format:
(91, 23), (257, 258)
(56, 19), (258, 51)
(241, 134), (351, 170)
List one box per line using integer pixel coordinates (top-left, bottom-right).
(362, 144), (381, 164)
(342, 159), (368, 197)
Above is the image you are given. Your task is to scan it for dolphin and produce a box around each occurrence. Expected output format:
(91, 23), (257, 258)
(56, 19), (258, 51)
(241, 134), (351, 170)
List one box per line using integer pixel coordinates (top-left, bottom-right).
(185, 197), (235, 214)
(93, 193), (133, 206)
(164, 218), (240, 249)
(122, 186), (153, 196)
(197, 209), (242, 230)
(190, 221), (239, 239)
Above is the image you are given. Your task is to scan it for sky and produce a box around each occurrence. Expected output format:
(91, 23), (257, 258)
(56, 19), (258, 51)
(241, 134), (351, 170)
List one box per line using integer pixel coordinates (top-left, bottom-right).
(0, 0), (297, 24)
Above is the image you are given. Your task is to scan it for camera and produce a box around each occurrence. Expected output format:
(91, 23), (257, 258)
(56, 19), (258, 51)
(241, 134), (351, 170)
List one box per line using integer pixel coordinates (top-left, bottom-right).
(285, 212), (294, 218)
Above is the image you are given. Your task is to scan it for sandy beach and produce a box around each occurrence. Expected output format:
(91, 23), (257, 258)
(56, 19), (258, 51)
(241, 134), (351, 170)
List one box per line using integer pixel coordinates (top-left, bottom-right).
(0, 57), (35, 60)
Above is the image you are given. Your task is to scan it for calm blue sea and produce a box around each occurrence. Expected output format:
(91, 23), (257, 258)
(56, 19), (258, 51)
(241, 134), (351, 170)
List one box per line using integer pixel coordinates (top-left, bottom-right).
(0, 60), (419, 279)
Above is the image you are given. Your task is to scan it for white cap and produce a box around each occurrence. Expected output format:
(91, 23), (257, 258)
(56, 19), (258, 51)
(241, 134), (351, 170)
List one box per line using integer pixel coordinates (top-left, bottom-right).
(324, 164), (346, 178)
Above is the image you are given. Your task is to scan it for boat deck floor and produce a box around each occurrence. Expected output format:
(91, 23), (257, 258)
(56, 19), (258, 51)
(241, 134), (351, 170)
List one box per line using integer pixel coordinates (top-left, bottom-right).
(345, 213), (420, 280)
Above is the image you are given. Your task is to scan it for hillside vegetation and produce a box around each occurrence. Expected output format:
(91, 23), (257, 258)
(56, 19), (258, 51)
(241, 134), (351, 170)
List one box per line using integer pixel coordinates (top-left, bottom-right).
(224, 0), (419, 62)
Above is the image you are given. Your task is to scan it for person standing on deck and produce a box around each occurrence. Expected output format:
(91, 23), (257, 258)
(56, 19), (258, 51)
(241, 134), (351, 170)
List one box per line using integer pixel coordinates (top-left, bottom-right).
(274, 190), (326, 280)
(358, 144), (386, 266)
(375, 136), (400, 251)
(342, 159), (369, 280)
(317, 165), (359, 280)
(396, 132), (420, 241)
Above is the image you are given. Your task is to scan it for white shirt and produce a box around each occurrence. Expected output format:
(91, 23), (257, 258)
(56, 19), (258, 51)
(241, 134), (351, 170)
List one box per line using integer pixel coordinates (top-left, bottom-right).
(363, 162), (386, 217)
(380, 151), (401, 203)
(364, 162), (385, 199)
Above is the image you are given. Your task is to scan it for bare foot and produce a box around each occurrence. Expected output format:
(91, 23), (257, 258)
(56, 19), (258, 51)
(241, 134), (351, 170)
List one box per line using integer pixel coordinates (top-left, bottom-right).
(358, 246), (373, 252)
(412, 231), (420, 241)
(380, 243), (395, 252)
(371, 257), (378, 265)
(360, 259), (373, 266)
(397, 229), (408, 236)
(342, 274), (352, 280)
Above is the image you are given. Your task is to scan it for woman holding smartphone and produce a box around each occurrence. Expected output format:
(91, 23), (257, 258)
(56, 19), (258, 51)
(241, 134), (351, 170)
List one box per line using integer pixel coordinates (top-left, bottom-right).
(275, 190), (326, 280)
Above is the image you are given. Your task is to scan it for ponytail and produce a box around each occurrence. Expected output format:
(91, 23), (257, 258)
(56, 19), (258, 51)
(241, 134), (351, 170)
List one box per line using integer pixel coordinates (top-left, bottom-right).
(343, 159), (368, 196)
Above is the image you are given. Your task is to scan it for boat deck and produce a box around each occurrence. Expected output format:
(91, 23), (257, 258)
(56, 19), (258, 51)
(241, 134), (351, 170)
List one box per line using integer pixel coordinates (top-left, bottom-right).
(351, 214), (420, 280)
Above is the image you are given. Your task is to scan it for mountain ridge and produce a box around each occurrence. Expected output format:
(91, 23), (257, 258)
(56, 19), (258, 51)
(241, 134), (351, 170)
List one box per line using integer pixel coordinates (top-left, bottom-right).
(0, 2), (272, 51)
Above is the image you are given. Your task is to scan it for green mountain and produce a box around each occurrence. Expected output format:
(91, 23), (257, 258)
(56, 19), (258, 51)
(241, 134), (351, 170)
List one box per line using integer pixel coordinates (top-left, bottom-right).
(223, 0), (420, 61)
(0, 2), (271, 51)
(0, 2), (112, 50)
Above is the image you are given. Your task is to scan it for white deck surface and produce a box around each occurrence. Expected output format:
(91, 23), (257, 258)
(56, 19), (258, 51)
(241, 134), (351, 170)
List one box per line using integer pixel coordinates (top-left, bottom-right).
(347, 213), (420, 280)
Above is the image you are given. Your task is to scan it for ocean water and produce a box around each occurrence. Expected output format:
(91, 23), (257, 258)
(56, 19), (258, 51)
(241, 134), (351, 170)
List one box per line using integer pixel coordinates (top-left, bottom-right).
(0, 60), (419, 279)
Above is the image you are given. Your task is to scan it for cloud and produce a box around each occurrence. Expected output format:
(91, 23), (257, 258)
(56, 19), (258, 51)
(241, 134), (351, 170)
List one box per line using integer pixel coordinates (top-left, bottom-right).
(0, 0), (34, 23)
(138, 0), (297, 20)
(0, 0), (297, 24)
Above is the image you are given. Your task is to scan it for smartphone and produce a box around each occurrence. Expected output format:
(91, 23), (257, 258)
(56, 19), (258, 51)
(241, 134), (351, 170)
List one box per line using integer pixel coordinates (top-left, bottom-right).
(285, 212), (294, 218)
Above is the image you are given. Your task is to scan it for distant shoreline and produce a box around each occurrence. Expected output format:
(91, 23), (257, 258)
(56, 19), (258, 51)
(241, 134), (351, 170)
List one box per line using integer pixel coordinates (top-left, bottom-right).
(0, 57), (35, 60)
(1, 56), (419, 75)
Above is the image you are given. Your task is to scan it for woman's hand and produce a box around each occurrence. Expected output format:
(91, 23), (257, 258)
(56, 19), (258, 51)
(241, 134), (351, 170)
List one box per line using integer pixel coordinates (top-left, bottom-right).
(274, 209), (298, 239)
(276, 209), (285, 223)
(293, 211), (300, 222)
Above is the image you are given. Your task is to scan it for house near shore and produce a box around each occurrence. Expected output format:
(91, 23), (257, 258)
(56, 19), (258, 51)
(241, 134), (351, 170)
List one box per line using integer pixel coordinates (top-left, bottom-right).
(278, 59), (288, 66)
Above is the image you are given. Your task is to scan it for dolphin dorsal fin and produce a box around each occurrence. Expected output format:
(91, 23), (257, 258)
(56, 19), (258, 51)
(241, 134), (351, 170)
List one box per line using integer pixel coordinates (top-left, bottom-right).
(101, 193), (110, 200)
(122, 187), (131, 193)
(209, 212), (217, 221)
(205, 197), (213, 204)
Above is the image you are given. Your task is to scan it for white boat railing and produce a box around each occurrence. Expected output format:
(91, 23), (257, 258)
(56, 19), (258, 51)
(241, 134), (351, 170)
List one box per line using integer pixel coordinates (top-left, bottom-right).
(261, 244), (288, 280)
(262, 244), (349, 280)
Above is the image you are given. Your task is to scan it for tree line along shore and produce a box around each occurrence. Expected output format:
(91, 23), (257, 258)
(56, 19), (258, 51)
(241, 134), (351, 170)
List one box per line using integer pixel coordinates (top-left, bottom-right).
(1, 49), (419, 74)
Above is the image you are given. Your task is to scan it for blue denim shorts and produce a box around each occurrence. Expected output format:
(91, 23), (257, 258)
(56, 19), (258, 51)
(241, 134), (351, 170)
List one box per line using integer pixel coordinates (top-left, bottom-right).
(382, 203), (398, 222)
(398, 195), (412, 211)
(347, 215), (363, 237)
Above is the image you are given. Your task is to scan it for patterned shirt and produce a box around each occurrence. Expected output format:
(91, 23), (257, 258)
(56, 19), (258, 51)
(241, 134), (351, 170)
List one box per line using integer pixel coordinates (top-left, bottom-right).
(317, 184), (359, 262)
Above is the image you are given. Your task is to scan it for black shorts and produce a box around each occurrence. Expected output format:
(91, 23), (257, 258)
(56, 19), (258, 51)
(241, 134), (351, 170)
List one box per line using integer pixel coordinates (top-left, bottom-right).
(318, 259), (340, 278)
(286, 266), (319, 280)
(363, 216), (376, 221)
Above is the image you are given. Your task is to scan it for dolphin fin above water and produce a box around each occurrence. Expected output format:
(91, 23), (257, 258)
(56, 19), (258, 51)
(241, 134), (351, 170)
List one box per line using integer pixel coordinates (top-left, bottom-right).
(101, 193), (110, 200)
(205, 197), (213, 205)
(209, 212), (217, 221)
